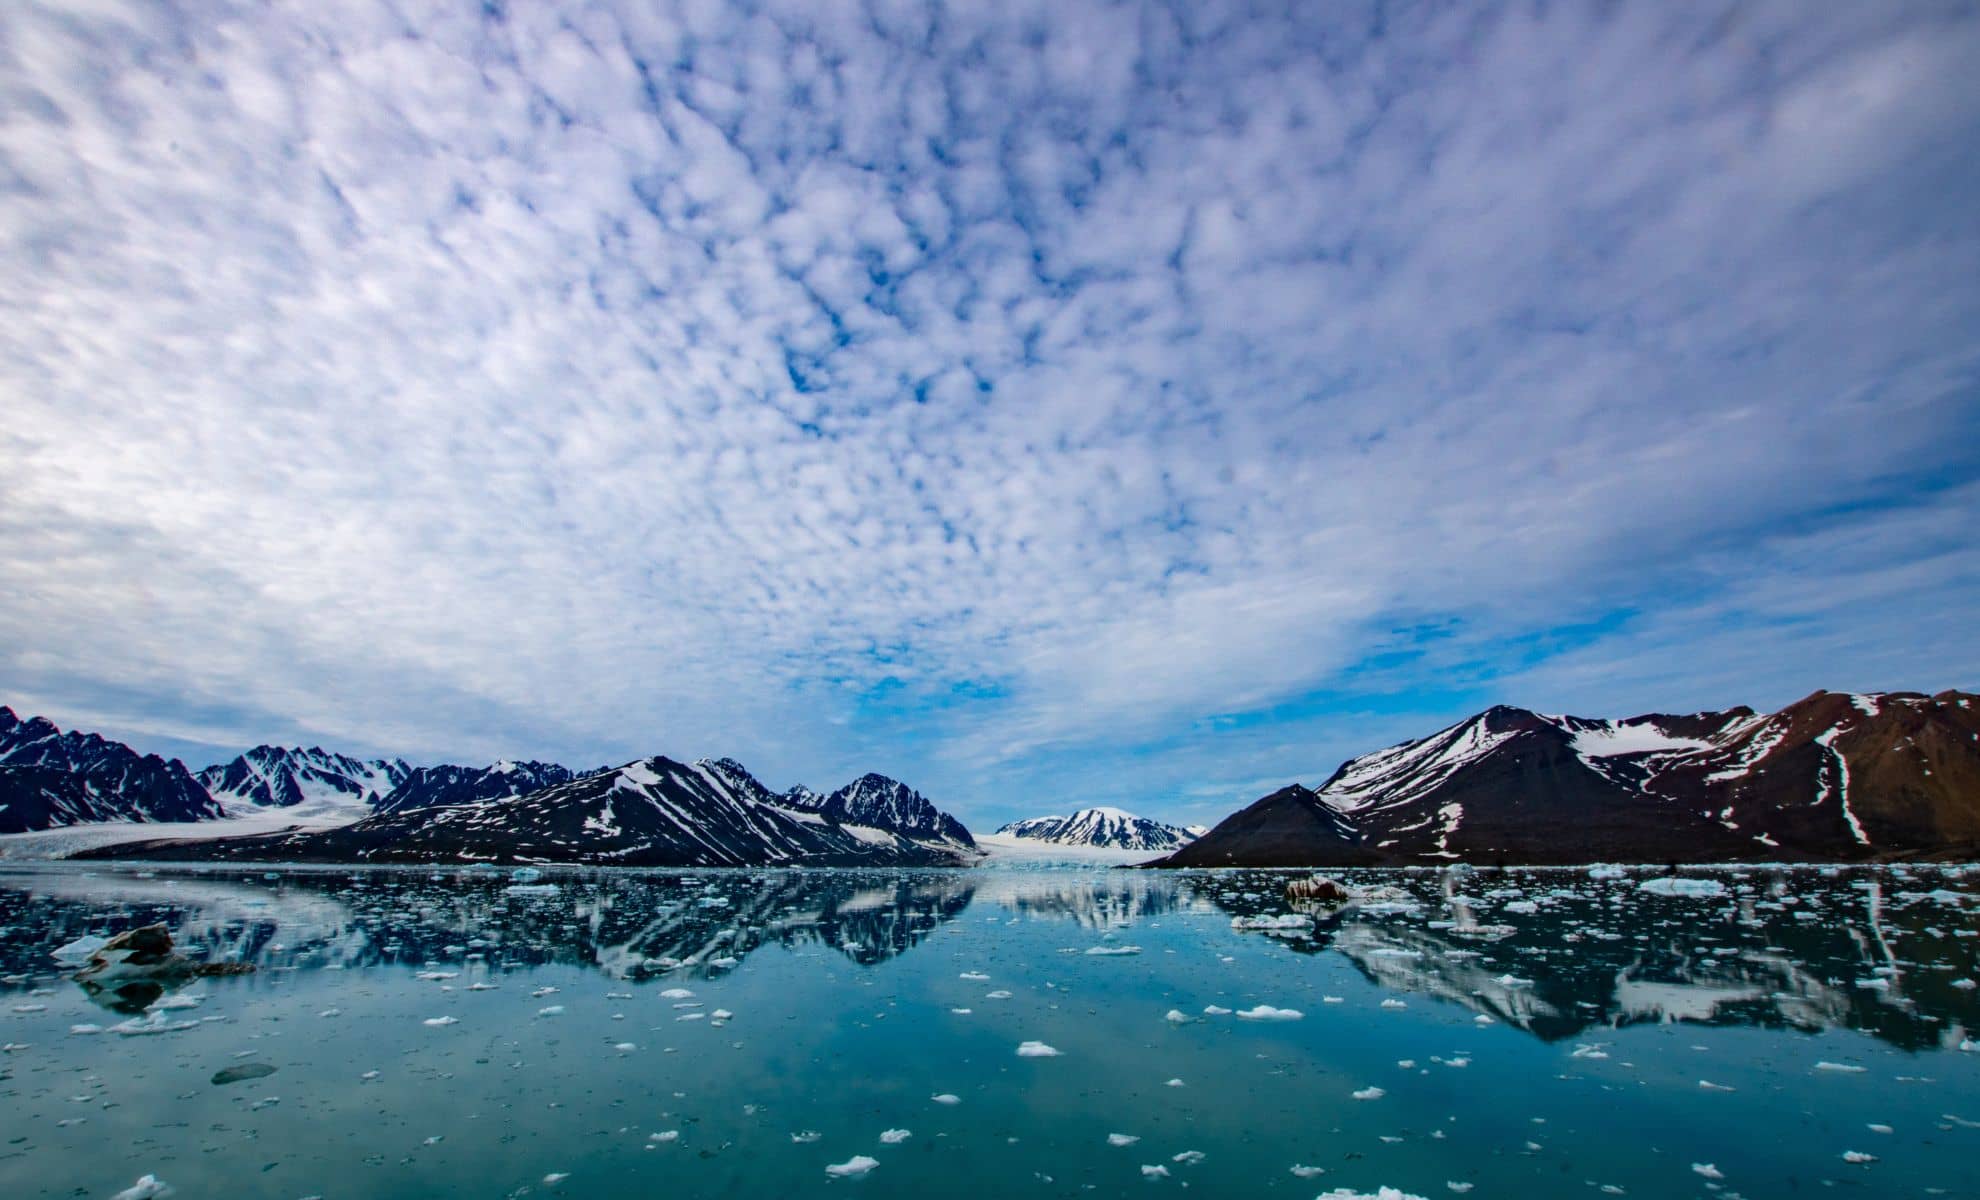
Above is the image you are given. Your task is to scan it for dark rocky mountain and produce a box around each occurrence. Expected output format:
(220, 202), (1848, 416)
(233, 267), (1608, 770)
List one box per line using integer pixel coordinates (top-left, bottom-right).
(81, 756), (975, 868)
(806, 773), (976, 848)
(374, 760), (593, 814)
(995, 806), (1197, 851)
(1157, 690), (1980, 867)
(699, 759), (974, 849)
(198, 745), (412, 813)
(0, 706), (223, 833)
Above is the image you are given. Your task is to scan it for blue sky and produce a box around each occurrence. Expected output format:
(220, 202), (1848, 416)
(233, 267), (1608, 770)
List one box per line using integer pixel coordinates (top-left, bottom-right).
(1, 1), (1976, 829)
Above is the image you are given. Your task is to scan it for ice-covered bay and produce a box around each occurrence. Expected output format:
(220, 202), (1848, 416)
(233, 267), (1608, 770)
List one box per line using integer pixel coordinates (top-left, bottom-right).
(1, 861), (1977, 1198)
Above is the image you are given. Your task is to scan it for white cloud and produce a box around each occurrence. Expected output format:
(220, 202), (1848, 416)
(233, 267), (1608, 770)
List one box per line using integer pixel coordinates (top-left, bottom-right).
(0, 0), (1975, 825)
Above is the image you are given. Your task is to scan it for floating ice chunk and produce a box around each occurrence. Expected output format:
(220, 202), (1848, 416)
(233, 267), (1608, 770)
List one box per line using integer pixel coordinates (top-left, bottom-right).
(1691, 1163), (1724, 1180)
(1867, 1123), (1892, 1133)
(1140, 1165), (1169, 1179)
(960, 972), (990, 981)
(111, 1176), (172, 1200)
(510, 867), (543, 882)
(791, 1131), (822, 1144)
(1235, 1005), (1302, 1021)
(950, 1008), (972, 1015)
(70, 1024), (102, 1035)
(1108, 1134), (1141, 1147)
(1086, 945), (1142, 955)
(1323, 996), (1344, 1004)
(1231, 914), (1312, 930)
(1698, 1080), (1735, 1092)
(650, 1130), (679, 1142)
(1638, 877), (1726, 898)
(1815, 1061), (1867, 1073)
(614, 1042), (637, 1052)
(986, 990), (1013, 999)
(1164, 1010), (1189, 1023)
(1841, 1150), (1877, 1163)
(505, 884), (558, 896)
(712, 1009), (733, 1020)
(532, 987), (559, 998)
(1352, 1086), (1386, 1100)
(542, 1172), (569, 1185)
(1164, 1078), (1185, 1087)
(1171, 1150), (1204, 1164)
(52, 935), (108, 963)
(826, 1155), (879, 1177)
(1017, 1041), (1062, 1057)
(931, 1094), (961, 1105)
(1380, 999), (1407, 1010)
(1447, 1185), (1474, 1194)
(1290, 1165), (1326, 1178)
(538, 1005), (564, 1016)
(879, 1129), (911, 1144)
(1203, 1005), (1232, 1015)
(422, 1016), (458, 1027)
(1313, 1189), (1428, 1200)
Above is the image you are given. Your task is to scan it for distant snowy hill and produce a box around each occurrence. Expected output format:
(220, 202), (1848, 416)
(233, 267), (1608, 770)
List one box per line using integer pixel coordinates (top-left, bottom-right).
(0, 706), (222, 832)
(995, 807), (1197, 851)
(1160, 690), (1980, 866)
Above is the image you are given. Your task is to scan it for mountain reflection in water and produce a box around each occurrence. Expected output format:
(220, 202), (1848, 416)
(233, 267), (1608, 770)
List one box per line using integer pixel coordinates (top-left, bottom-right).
(2, 862), (1975, 1053)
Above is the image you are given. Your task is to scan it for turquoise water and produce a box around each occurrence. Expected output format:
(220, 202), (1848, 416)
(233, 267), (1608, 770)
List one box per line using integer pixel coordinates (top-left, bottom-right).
(2, 862), (1978, 1199)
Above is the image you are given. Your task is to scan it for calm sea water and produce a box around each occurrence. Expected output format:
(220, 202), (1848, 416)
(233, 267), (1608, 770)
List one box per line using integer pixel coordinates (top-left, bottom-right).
(2, 861), (1978, 1199)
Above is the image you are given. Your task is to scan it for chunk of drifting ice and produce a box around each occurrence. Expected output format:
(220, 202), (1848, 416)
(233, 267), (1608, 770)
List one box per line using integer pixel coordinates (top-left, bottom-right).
(986, 990), (1013, 999)
(1352, 1086), (1386, 1100)
(1108, 1134), (1141, 1146)
(1172, 1150), (1204, 1164)
(826, 1155), (879, 1177)
(1815, 1061), (1867, 1073)
(1842, 1151), (1877, 1163)
(1203, 1005), (1232, 1015)
(659, 988), (694, 999)
(1290, 1165), (1325, 1178)
(1017, 1041), (1062, 1057)
(1867, 1123), (1893, 1134)
(1165, 1010), (1189, 1023)
(1692, 1163), (1724, 1180)
(52, 935), (108, 963)
(1447, 1185), (1474, 1194)
(1699, 1080), (1735, 1092)
(614, 1042), (637, 1052)
(1235, 1005), (1302, 1021)
(1231, 914), (1312, 930)
(110, 1176), (172, 1200)
(1164, 1078), (1185, 1087)
(538, 1006), (564, 1016)
(879, 1129), (911, 1144)
(960, 972), (990, 981)
(542, 1173), (569, 1185)
(791, 1131), (822, 1144)
(1140, 1165), (1169, 1179)
(650, 1130), (679, 1142)
(1380, 999), (1407, 1010)
(931, 1094), (961, 1105)
(1313, 1189), (1429, 1200)
(1086, 946), (1142, 955)
(1638, 877), (1726, 898)
(422, 1017), (458, 1027)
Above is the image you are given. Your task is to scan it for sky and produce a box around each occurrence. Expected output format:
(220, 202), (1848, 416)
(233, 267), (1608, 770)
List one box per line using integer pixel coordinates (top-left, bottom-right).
(2, 0), (1977, 830)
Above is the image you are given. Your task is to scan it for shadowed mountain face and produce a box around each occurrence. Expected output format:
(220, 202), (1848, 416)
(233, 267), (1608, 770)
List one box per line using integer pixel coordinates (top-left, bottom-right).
(0, 707), (222, 832)
(1161, 691), (1980, 867)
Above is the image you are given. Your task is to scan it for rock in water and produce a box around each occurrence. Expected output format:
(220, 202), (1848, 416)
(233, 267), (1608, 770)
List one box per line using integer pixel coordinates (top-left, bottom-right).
(211, 1062), (278, 1086)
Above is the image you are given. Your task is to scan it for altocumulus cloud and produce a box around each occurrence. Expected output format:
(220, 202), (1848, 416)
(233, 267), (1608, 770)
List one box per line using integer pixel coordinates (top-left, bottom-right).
(1, 0), (1976, 826)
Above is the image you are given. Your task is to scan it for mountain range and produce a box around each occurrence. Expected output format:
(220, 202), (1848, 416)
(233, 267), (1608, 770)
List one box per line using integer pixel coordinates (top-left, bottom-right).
(994, 807), (1203, 851)
(6, 688), (1977, 866)
(1157, 690), (1980, 866)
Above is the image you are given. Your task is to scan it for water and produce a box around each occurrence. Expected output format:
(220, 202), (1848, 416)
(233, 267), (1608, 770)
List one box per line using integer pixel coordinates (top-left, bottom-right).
(2, 861), (1978, 1200)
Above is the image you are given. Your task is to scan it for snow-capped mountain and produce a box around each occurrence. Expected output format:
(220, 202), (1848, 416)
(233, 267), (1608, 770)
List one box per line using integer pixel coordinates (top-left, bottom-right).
(697, 759), (975, 851)
(374, 760), (593, 815)
(90, 756), (973, 868)
(1161, 690), (1980, 866)
(0, 707), (223, 832)
(809, 774), (976, 848)
(995, 807), (1197, 851)
(198, 746), (413, 816)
